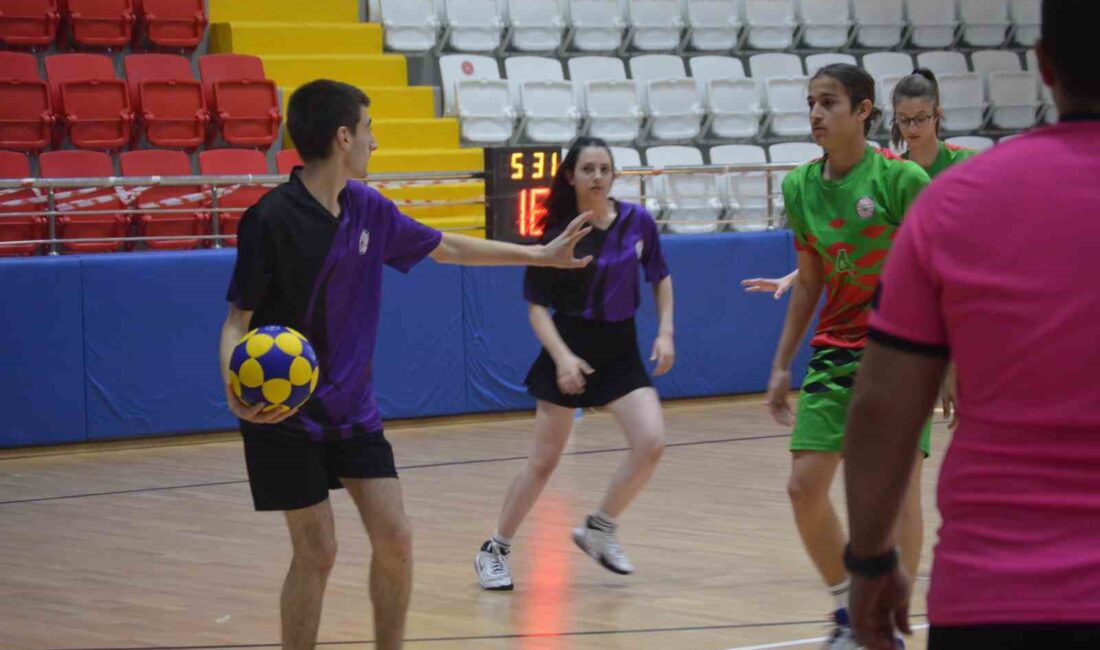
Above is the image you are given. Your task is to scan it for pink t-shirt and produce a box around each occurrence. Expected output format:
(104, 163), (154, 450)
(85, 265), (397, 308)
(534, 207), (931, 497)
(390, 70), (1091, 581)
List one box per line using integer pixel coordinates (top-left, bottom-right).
(869, 118), (1100, 626)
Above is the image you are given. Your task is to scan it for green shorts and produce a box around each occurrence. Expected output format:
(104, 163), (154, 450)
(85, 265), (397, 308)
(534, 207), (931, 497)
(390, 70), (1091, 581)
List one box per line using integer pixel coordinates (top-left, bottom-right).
(790, 347), (932, 456)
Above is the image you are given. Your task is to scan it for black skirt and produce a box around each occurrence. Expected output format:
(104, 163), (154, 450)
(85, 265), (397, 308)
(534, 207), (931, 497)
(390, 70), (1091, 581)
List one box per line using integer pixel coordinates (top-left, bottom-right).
(525, 313), (652, 408)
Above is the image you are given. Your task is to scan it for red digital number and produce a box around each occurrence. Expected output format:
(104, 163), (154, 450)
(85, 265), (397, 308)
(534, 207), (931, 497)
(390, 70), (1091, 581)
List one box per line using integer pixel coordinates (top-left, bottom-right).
(518, 187), (550, 238)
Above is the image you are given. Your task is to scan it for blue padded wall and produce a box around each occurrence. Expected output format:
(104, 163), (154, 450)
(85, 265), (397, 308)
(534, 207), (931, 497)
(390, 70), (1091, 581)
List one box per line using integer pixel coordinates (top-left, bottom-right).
(81, 250), (238, 440)
(0, 257), (86, 446)
(461, 265), (540, 412)
(374, 262), (467, 420)
(0, 232), (806, 447)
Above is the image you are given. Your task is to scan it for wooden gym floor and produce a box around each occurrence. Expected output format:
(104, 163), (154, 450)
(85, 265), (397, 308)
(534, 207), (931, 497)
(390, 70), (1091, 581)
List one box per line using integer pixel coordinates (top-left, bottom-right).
(0, 397), (946, 649)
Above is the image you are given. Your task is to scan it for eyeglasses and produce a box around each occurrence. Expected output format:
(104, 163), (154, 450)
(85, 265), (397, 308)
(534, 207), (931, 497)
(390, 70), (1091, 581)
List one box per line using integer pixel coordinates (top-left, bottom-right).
(894, 115), (934, 129)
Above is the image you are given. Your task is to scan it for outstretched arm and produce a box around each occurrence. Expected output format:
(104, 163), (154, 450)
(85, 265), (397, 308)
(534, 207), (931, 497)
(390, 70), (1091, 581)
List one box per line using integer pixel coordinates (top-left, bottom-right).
(430, 213), (594, 268)
(742, 269), (799, 300)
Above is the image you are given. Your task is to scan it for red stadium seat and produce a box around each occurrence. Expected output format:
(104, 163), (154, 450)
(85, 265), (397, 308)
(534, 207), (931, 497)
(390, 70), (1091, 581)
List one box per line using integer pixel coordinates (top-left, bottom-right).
(67, 0), (134, 49)
(275, 148), (302, 174)
(0, 0), (61, 47)
(198, 148), (270, 247)
(0, 52), (54, 152)
(137, 0), (204, 50)
(123, 53), (207, 149)
(39, 150), (129, 253)
(45, 53), (134, 150)
(198, 54), (280, 149)
(119, 149), (208, 250)
(0, 151), (47, 256)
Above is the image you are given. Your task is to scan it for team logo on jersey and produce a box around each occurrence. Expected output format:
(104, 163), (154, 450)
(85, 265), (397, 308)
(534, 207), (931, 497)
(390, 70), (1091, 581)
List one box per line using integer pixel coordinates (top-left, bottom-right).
(835, 249), (856, 274)
(635, 240), (644, 259)
(358, 229), (370, 255)
(856, 196), (876, 220)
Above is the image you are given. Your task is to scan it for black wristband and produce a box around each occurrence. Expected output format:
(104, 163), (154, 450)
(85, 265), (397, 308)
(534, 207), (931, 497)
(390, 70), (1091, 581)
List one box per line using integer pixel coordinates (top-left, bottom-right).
(844, 544), (899, 578)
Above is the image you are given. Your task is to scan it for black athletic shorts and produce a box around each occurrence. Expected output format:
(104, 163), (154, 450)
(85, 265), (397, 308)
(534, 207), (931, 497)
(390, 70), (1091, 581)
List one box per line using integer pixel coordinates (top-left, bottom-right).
(929, 623), (1100, 649)
(525, 314), (652, 408)
(240, 423), (397, 512)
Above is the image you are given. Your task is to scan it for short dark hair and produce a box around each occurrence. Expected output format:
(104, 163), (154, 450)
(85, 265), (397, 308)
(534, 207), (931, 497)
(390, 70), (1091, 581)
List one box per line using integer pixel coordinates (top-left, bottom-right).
(1041, 0), (1099, 103)
(890, 68), (942, 149)
(810, 64), (882, 135)
(287, 80), (370, 162)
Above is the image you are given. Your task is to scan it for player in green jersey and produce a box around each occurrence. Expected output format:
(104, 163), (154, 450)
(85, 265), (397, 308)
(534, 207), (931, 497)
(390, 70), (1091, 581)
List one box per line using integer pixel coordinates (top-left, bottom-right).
(891, 67), (977, 429)
(743, 68), (977, 430)
(761, 64), (932, 649)
(742, 70), (978, 301)
(892, 68), (979, 180)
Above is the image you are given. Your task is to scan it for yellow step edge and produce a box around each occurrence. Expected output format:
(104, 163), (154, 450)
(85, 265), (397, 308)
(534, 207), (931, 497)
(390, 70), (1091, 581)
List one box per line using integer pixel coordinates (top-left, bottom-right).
(282, 118), (458, 153)
(417, 215), (486, 237)
(280, 86), (436, 120)
(368, 148), (484, 174)
(379, 184), (484, 221)
(378, 182), (484, 202)
(372, 118), (459, 150)
(209, 22), (383, 55)
(261, 54), (408, 89)
(399, 202), (485, 220)
(210, 0), (359, 23)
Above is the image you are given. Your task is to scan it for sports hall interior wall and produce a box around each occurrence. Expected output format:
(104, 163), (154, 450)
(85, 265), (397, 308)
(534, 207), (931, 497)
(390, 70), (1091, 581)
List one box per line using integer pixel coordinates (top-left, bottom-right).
(0, 231), (812, 447)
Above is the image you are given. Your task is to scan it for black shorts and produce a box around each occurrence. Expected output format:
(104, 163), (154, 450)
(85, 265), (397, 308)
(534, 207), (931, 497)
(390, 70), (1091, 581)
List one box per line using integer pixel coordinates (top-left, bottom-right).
(929, 623), (1100, 649)
(240, 423), (398, 512)
(525, 314), (652, 408)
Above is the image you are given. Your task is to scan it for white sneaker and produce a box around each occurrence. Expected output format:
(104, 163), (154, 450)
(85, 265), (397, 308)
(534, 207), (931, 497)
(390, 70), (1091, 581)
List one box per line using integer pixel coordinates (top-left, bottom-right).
(474, 540), (513, 591)
(571, 519), (634, 575)
(822, 626), (859, 650)
(822, 608), (859, 650)
(821, 608), (904, 650)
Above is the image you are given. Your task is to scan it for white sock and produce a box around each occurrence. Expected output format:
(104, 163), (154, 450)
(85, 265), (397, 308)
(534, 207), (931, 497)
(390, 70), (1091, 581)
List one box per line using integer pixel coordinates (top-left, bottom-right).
(588, 510), (617, 531)
(491, 531), (512, 550)
(828, 578), (851, 613)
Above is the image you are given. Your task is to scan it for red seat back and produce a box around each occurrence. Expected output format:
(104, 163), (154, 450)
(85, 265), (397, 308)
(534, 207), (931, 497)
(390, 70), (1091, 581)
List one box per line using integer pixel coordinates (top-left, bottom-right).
(120, 148), (206, 250)
(198, 148), (270, 246)
(198, 54), (279, 148)
(46, 54), (132, 150)
(0, 0), (60, 47)
(0, 54), (53, 152)
(123, 52), (193, 111)
(45, 52), (117, 109)
(212, 78), (279, 147)
(197, 53), (267, 111)
(0, 150), (46, 256)
(39, 150), (129, 252)
(124, 53), (205, 148)
(275, 149), (303, 174)
(139, 0), (205, 49)
(67, 0), (134, 48)
(0, 51), (43, 82)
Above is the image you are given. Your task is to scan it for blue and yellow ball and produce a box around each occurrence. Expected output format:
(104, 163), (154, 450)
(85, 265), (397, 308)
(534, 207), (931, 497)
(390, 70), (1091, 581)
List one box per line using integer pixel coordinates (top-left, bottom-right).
(229, 325), (319, 413)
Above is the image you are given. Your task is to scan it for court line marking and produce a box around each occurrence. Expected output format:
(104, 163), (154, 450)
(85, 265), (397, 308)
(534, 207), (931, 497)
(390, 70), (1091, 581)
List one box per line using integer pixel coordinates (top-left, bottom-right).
(39, 617), (929, 650)
(721, 624), (930, 650)
(0, 433), (789, 506)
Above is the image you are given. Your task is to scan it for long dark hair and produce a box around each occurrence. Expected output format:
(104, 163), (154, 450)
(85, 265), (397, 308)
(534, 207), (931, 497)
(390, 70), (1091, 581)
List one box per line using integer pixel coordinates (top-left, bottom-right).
(810, 63), (882, 136)
(543, 136), (615, 233)
(890, 68), (943, 150)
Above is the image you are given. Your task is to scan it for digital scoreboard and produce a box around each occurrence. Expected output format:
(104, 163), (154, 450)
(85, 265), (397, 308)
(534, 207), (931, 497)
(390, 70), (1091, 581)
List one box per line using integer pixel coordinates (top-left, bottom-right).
(484, 146), (563, 244)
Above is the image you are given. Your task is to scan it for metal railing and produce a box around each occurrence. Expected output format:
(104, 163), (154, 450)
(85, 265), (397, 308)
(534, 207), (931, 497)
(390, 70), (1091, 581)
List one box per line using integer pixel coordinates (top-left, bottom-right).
(0, 163), (800, 253)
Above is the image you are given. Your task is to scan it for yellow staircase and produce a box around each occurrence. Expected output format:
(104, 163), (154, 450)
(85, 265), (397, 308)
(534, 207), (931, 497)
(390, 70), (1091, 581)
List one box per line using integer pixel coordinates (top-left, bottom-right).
(208, 0), (485, 236)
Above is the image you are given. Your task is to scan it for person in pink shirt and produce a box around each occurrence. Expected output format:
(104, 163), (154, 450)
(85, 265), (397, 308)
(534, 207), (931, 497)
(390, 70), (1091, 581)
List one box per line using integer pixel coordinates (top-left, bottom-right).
(842, 1), (1100, 648)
